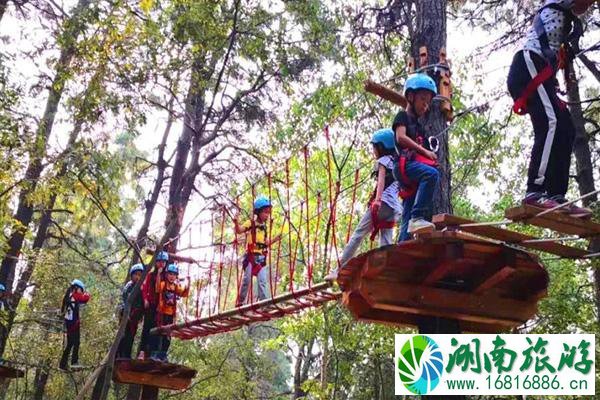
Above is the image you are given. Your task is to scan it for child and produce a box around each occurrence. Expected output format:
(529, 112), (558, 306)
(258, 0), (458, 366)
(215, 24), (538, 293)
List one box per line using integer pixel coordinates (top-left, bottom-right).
(393, 73), (440, 242)
(116, 263), (144, 359)
(233, 197), (281, 306)
(59, 279), (90, 370)
(152, 263), (189, 362)
(507, 0), (593, 217)
(0, 284), (10, 352)
(139, 250), (169, 359)
(325, 128), (402, 281)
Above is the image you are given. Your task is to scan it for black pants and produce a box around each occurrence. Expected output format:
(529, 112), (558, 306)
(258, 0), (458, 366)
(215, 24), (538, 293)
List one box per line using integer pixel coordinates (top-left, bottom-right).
(139, 307), (156, 354)
(157, 314), (174, 354)
(60, 320), (80, 367)
(507, 50), (575, 197)
(116, 308), (143, 359)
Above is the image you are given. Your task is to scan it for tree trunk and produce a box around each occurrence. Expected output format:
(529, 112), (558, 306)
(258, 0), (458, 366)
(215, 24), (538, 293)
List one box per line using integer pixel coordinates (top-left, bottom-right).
(0, 0), (8, 25)
(33, 365), (50, 400)
(0, 0), (91, 290)
(566, 67), (600, 325)
(410, 0), (451, 215)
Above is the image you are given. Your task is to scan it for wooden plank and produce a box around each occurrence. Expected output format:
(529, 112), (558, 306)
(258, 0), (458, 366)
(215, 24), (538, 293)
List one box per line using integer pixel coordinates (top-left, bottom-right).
(473, 266), (516, 294)
(362, 280), (537, 326)
(505, 205), (600, 237)
(0, 366), (24, 379)
(433, 214), (591, 258)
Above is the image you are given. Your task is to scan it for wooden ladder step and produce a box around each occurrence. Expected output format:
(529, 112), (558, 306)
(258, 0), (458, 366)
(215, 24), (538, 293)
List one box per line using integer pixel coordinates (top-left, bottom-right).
(505, 205), (600, 237)
(433, 214), (591, 259)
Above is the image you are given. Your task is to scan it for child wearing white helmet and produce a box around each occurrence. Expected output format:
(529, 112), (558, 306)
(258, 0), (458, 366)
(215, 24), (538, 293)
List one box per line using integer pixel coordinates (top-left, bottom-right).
(233, 197), (282, 306)
(325, 128), (402, 281)
(116, 263), (145, 359)
(393, 73), (440, 241)
(59, 279), (90, 370)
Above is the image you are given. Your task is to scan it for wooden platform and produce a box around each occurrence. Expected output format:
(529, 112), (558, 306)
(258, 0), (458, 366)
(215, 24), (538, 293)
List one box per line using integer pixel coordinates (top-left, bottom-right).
(433, 214), (592, 259)
(0, 364), (24, 379)
(153, 282), (340, 339)
(113, 359), (197, 391)
(337, 231), (548, 333)
(505, 204), (600, 237)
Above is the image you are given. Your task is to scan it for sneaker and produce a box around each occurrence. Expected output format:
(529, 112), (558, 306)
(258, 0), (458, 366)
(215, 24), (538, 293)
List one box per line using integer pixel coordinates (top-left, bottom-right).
(549, 195), (592, 218)
(407, 218), (435, 235)
(70, 363), (83, 370)
(324, 268), (339, 282)
(137, 351), (145, 360)
(522, 192), (563, 211)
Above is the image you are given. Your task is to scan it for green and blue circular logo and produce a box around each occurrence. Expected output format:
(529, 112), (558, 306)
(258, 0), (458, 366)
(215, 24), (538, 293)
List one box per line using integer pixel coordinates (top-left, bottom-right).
(397, 335), (444, 395)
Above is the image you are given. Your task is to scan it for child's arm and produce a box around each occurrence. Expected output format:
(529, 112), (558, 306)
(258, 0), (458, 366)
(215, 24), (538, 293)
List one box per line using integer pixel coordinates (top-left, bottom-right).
(72, 291), (91, 304)
(234, 219), (250, 234)
(141, 274), (152, 308)
(373, 164), (386, 208)
(267, 234), (282, 246)
(176, 283), (190, 298)
(395, 125), (437, 161)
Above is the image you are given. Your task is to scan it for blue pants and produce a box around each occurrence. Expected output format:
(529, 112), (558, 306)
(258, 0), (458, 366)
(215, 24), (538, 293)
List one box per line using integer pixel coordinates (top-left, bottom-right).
(397, 161), (439, 242)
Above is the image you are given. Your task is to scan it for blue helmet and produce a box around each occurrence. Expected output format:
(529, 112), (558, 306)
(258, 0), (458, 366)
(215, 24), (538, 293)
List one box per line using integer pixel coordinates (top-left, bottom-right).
(253, 196), (272, 212)
(156, 251), (169, 262)
(166, 263), (179, 275)
(370, 128), (395, 151)
(404, 73), (437, 96)
(71, 279), (85, 291)
(129, 263), (144, 276)
(0, 283), (5, 292)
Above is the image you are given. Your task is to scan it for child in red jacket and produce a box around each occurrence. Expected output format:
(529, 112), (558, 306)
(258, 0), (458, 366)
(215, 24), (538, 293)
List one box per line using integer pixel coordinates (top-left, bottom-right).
(59, 279), (90, 370)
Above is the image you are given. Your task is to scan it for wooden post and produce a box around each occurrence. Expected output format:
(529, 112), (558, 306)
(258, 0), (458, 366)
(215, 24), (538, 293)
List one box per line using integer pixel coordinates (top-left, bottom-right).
(419, 46), (428, 68)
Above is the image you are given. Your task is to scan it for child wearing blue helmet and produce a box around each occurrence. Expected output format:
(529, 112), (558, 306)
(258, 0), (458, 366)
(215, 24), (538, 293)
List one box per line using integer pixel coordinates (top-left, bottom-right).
(233, 197), (281, 306)
(393, 73), (440, 242)
(59, 279), (90, 370)
(325, 128), (402, 281)
(117, 263), (145, 359)
(151, 263), (189, 361)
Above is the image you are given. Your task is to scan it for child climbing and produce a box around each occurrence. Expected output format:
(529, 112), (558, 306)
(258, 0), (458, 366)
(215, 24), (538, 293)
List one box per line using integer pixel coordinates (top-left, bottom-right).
(152, 263), (189, 362)
(325, 128), (402, 281)
(234, 197), (281, 306)
(393, 73), (440, 241)
(116, 263), (145, 359)
(507, 0), (593, 217)
(59, 279), (90, 370)
(139, 250), (169, 360)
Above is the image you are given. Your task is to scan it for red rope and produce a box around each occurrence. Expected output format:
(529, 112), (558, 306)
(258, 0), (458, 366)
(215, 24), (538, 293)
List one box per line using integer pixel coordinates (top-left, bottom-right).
(217, 207), (226, 312)
(303, 146), (312, 288)
(311, 192), (322, 278)
(345, 168), (360, 243)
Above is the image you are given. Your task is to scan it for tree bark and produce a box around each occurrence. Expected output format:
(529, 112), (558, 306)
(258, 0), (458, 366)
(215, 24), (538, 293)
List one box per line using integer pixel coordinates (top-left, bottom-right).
(0, 0), (91, 290)
(566, 67), (600, 325)
(0, 0), (8, 26)
(410, 0), (452, 215)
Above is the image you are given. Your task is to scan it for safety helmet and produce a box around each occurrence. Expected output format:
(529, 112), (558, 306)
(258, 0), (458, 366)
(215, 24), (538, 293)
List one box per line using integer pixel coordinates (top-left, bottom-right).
(129, 263), (144, 276)
(253, 196), (272, 212)
(0, 283), (5, 292)
(71, 279), (85, 291)
(156, 251), (169, 262)
(166, 263), (179, 275)
(370, 128), (396, 151)
(403, 73), (437, 97)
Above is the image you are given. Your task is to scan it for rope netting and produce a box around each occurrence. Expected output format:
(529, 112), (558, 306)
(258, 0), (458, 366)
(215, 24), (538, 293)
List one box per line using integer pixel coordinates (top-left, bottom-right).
(157, 126), (381, 337)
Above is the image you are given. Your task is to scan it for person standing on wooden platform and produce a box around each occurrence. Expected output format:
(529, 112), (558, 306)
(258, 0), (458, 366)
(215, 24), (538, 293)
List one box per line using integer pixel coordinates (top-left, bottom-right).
(139, 250), (169, 360)
(116, 263), (145, 359)
(393, 73), (440, 241)
(59, 279), (90, 370)
(507, 0), (594, 217)
(325, 128), (402, 281)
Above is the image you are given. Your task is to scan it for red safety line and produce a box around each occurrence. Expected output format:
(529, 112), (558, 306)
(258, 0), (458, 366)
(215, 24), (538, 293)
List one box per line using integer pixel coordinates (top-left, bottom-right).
(267, 173), (276, 298)
(311, 193), (322, 278)
(217, 207), (226, 313)
(345, 168), (360, 243)
(303, 146), (312, 288)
